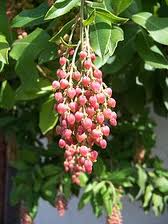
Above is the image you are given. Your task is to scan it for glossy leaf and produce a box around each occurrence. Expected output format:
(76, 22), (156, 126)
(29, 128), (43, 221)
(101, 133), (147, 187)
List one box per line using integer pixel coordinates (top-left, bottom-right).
(11, 3), (49, 28)
(0, 81), (15, 109)
(90, 16), (111, 58)
(0, 33), (10, 64)
(95, 26), (124, 68)
(135, 31), (168, 69)
(132, 12), (168, 45)
(45, 0), (80, 20)
(39, 96), (58, 135)
(95, 7), (128, 23)
(10, 28), (50, 91)
(111, 0), (133, 15)
(137, 165), (147, 192)
(153, 176), (168, 193)
(143, 184), (153, 207)
(102, 25), (138, 73)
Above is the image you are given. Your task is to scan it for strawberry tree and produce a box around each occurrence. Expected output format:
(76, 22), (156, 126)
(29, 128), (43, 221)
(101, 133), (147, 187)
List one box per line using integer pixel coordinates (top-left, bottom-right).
(0, 0), (168, 223)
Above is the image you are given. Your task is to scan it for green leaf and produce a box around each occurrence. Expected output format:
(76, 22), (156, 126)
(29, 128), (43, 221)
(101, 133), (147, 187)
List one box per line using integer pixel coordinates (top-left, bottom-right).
(153, 176), (168, 193)
(11, 3), (49, 28)
(0, 81), (15, 109)
(0, 33), (10, 64)
(95, 7), (129, 23)
(135, 31), (168, 69)
(166, 0), (168, 6)
(45, 0), (80, 20)
(63, 176), (71, 199)
(39, 96), (58, 134)
(83, 10), (96, 26)
(132, 12), (168, 45)
(79, 173), (89, 187)
(95, 26), (124, 68)
(102, 25), (138, 73)
(102, 187), (113, 215)
(136, 165), (147, 192)
(15, 78), (52, 101)
(93, 158), (106, 177)
(0, 1), (11, 42)
(143, 184), (154, 208)
(10, 28), (50, 91)
(78, 191), (92, 210)
(90, 16), (111, 58)
(152, 193), (164, 216)
(42, 164), (60, 177)
(111, 0), (133, 15)
(50, 18), (76, 42)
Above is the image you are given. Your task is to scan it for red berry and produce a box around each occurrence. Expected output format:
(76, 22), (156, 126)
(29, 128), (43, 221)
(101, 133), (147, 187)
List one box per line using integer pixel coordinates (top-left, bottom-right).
(79, 51), (87, 60)
(84, 60), (92, 70)
(59, 56), (67, 66)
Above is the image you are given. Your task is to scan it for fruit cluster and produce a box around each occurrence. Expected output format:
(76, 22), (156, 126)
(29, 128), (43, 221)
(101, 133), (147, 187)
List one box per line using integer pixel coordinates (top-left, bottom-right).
(52, 39), (117, 184)
(106, 206), (123, 224)
(55, 194), (68, 217)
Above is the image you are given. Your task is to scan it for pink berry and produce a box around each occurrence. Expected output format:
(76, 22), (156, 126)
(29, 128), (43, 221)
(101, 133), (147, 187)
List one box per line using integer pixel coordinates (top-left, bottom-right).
(99, 139), (107, 149)
(102, 126), (110, 136)
(60, 79), (69, 89)
(90, 151), (98, 162)
(91, 53), (96, 61)
(93, 69), (102, 79)
(84, 60), (92, 70)
(96, 93), (105, 104)
(103, 108), (112, 119)
(86, 107), (95, 117)
(67, 114), (75, 125)
(110, 118), (117, 126)
(64, 129), (72, 139)
(57, 103), (67, 114)
(90, 81), (101, 93)
(54, 92), (63, 102)
(69, 102), (78, 112)
(59, 56), (67, 66)
(57, 69), (67, 79)
(69, 48), (74, 56)
(82, 118), (92, 129)
(108, 98), (116, 108)
(72, 71), (81, 81)
(79, 51), (87, 60)
(79, 146), (89, 157)
(91, 129), (101, 139)
(111, 111), (117, 119)
(76, 87), (82, 96)
(105, 88), (112, 97)
(52, 80), (60, 89)
(82, 76), (91, 87)
(75, 111), (83, 122)
(67, 88), (76, 99)
(84, 160), (93, 174)
(79, 95), (87, 105)
(89, 96), (97, 107)
(96, 114), (104, 124)
(59, 139), (66, 148)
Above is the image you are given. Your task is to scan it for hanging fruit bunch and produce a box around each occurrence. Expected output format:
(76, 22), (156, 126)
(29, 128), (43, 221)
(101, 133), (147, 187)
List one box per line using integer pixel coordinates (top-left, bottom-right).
(52, 1), (117, 185)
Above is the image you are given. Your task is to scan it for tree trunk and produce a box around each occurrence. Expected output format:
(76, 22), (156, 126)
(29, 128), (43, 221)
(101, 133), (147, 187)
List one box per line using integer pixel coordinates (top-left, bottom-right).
(0, 133), (20, 224)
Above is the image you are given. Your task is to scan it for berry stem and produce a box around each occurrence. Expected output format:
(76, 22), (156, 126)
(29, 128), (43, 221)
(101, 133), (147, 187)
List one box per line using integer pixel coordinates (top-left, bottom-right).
(80, 0), (85, 49)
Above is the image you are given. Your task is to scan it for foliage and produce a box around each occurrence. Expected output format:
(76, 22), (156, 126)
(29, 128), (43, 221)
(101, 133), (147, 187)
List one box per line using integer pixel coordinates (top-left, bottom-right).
(0, 0), (168, 220)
